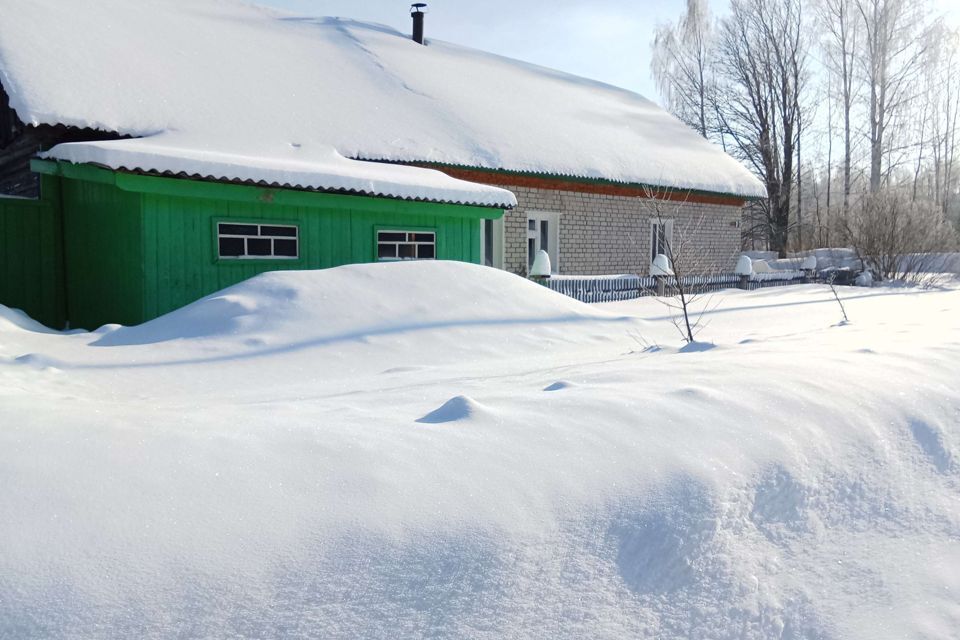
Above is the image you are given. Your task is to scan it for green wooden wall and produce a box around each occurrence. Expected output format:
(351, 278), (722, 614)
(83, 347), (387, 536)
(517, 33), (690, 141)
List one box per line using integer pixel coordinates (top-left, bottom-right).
(31, 161), (497, 329)
(140, 192), (482, 322)
(0, 175), (65, 328)
(60, 177), (144, 330)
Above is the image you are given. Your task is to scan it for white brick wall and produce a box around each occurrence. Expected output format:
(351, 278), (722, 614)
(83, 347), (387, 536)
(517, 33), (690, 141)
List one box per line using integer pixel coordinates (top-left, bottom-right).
(496, 184), (744, 277)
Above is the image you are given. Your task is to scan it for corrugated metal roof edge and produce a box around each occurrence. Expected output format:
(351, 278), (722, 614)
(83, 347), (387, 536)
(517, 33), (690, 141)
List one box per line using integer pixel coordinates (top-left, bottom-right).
(359, 158), (768, 201)
(33, 159), (516, 209)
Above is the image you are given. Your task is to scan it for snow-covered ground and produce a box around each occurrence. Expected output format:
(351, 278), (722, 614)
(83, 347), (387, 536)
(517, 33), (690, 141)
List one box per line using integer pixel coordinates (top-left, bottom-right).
(1, 262), (959, 639)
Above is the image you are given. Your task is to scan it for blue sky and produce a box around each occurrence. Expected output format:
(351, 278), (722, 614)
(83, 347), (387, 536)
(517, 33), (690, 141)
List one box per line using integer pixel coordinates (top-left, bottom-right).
(256, 0), (960, 103)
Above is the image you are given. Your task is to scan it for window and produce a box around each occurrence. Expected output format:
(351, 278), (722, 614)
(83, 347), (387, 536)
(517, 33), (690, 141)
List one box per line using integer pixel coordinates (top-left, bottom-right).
(377, 230), (436, 261)
(480, 218), (504, 269)
(650, 219), (674, 272)
(218, 222), (298, 259)
(527, 212), (560, 273)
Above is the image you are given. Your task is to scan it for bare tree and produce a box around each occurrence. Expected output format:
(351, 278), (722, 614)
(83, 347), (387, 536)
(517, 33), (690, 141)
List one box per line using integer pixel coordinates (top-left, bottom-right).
(855, 0), (929, 193)
(652, 0), (717, 138)
(820, 0), (861, 213)
(640, 188), (734, 344)
(925, 24), (960, 215)
(715, 0), (809, 257)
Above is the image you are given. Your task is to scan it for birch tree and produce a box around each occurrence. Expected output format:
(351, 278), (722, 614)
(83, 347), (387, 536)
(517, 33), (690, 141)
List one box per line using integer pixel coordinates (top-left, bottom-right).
(819, 0), (860, 212)
(926, 24), (960, 214)
(652, 0), (716, 138)
(855, 0), (928, 193)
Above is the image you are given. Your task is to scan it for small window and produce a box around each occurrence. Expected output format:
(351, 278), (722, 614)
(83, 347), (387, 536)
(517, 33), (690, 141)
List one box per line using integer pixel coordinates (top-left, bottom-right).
(217, 222), (299, 260)
(377, 230), (436, 261)
(650, 219), (674, 269)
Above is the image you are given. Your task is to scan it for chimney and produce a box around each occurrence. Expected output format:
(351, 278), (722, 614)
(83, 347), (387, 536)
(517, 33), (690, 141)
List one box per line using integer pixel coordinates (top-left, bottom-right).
(411, 3), (427, 45)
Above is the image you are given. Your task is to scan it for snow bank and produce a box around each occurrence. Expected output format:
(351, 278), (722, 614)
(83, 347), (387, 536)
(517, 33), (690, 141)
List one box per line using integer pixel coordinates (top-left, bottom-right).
(92, 260), (622, 347)
(0, 0), (764, 198)
(0, 305), (57, 334)
(2, 264), (960, 638)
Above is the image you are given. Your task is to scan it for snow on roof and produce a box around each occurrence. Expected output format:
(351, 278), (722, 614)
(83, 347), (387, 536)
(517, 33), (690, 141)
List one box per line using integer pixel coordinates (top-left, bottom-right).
(42, 135), (518, 208)
(0, 0), (765, 199)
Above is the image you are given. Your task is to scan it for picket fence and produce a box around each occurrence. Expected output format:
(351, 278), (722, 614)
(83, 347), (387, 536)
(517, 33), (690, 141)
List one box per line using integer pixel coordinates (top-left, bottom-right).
(545, 271), (809, 303)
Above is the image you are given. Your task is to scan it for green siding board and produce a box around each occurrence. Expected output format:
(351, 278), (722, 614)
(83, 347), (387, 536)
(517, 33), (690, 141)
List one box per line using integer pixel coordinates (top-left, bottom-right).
(60, 177), (144, 329)
(10, 162), (495, 328)
(137, 192), (486, 321)
(0, 176), (66, 328)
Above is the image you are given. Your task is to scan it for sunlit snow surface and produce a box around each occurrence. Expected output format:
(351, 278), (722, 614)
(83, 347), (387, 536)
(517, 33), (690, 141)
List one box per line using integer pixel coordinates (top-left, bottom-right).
(0, 0), (764, 199)
(1, 261), (959, 639)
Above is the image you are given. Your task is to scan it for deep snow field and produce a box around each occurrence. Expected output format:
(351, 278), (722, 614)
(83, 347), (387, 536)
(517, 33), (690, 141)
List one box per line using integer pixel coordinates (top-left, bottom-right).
(1, 261), (959, 639)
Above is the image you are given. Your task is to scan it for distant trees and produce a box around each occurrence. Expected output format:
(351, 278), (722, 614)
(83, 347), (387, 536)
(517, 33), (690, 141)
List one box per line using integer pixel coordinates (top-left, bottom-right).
(651, 0), (960, 263)
(840, 192), (959, 281)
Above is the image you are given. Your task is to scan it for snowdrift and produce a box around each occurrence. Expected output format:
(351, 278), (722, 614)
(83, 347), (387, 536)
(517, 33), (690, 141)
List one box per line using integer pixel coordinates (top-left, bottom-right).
(1, 265), (959, 639)
(91, 261), (629, 359)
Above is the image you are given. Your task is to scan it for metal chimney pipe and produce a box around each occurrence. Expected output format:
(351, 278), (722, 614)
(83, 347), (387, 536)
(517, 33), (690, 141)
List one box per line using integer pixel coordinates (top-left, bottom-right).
(411, 3), (427, 44)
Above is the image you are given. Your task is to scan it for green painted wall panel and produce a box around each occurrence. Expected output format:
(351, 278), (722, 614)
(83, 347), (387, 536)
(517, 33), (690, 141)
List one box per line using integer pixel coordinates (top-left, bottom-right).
(60, 178), (144, 329)
(0, 175), (65, 328)
(18, 162), (500, 328)
(140, 191), (486, 321)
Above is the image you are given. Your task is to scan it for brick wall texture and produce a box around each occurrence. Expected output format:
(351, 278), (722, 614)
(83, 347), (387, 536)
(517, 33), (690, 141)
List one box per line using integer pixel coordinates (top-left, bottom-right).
(494, 184), (744, 277)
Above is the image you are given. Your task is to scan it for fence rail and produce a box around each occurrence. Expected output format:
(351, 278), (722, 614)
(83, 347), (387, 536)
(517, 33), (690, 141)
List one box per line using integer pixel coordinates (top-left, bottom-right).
(544, 271), (811, 303)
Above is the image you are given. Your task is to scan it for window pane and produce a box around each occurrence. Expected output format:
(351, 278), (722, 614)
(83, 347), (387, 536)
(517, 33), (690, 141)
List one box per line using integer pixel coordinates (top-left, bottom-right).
(413, 233), (435, 243)
(219, 237), (245, 257)
(398, 243), (416, 259)
(247, 238), (271, 256)
(219, 223), (258, 236)
(418, 243), (435, 259)
(261, 225), (297, 238)
(528, 238), (536, 268)
(528, 219), (536, 231)
(378, 243), (397, 259)
(379, 232), (406, 243)
(540, 220), (549, 253)
(274, 239), (297, 257)
(483, 219), (493, 266)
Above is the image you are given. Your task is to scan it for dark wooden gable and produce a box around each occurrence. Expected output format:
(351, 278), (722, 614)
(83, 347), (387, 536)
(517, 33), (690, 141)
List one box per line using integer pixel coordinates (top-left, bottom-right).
(0, 81), (126, 198)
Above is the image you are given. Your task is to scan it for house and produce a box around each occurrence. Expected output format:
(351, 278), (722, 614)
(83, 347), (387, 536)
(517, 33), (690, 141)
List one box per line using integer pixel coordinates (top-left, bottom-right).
(0, 0), (764, 329)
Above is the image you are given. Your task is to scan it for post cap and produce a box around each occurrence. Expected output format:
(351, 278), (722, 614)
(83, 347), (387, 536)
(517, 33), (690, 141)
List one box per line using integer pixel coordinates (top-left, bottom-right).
(530, 249), (552, 277)
(651, 253), (674, 276)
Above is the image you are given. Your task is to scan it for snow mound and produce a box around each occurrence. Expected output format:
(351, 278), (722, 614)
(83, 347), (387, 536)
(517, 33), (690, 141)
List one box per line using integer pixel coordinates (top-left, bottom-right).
(0, 305), (57, 334)
(93, 261), (625, 348)
(3, 274), (960, 638)
(416, 395), (491, 424)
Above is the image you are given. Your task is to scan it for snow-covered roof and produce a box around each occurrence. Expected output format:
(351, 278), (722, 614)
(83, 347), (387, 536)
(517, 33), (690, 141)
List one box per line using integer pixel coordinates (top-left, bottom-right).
(0, 0), (765, 199)
(42, 136), (518, 208)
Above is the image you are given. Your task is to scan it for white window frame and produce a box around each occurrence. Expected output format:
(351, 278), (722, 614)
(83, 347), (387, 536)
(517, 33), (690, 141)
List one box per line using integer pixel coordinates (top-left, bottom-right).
(217, 221), (299, 260)
(377, 229), (436, 261)
(527, 211), (560, 274)
(480, 217), (505, 269)
(649, 219), (674, 274)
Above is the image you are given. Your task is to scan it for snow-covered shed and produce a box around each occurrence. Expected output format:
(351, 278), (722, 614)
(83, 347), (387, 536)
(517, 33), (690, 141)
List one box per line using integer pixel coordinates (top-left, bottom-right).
(0, 0), (764, 328)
